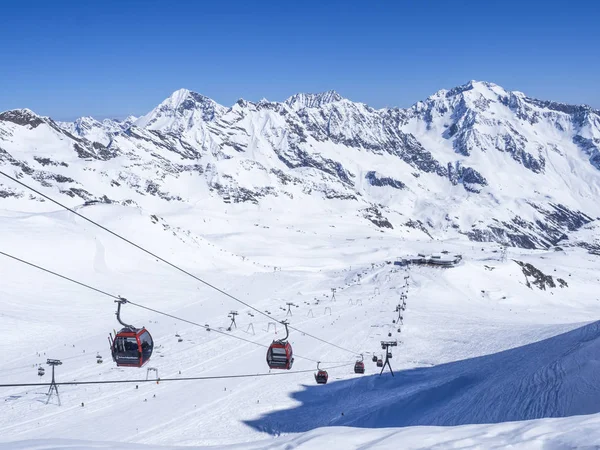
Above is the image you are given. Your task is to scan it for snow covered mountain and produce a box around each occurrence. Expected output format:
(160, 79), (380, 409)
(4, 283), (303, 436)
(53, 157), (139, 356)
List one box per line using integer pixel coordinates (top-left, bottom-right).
(57, 115), (137, 146)
(134, 88), (226, 131)
(2, 82), (600, 450)
(1, 81), (599, 250)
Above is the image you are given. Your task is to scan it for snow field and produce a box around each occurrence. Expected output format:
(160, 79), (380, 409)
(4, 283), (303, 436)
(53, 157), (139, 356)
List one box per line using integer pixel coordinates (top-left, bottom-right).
(1, 202), (599, 447)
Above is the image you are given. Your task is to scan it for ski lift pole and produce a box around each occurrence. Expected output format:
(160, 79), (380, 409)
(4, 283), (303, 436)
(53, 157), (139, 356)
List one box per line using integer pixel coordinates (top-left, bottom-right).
(379, 341), (397, 377)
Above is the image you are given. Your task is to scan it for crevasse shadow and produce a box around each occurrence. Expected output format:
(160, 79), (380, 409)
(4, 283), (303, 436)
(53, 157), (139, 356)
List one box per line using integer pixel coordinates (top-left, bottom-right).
(245, 321), (600, 434)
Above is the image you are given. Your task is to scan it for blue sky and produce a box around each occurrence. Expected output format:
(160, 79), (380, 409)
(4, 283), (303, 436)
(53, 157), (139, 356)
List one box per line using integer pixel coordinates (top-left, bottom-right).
(1, 0), (598, 120)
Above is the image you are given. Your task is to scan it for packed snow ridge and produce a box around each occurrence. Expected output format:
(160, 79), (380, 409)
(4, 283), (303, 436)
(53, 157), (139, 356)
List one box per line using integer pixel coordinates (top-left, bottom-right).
(1, 80), (599, 251)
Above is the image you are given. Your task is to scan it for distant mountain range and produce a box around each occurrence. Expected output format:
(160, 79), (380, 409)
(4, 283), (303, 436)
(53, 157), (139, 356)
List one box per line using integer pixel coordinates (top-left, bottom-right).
(1, 81), (599, 251)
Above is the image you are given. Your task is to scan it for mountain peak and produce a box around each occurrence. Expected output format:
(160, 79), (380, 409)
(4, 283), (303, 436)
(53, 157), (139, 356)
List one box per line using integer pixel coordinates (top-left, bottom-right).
(0, 107), (39, 118)
(169, 87), (191, 102)
(135, 89), (225, 130)
(159, 88), (218, 111)
(443, 80), (509, 99)
(120, 115), (138, 124)
(418, 81), (512, 109)
(467, 80), (498, 90)
(0, 108), (45, 128)
(74, 116), (98, 125)
(285, 90), (344, 110)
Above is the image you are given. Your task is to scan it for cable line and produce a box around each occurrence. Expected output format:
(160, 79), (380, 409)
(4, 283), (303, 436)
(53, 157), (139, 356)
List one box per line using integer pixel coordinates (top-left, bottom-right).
(287, 324), (360, 355)
(0, 251), (120, 300)
(126, 300), (337, 364)
(0, 363), (353, 388)
(0, 250), (350, 364)
(0, 170), (361, 357)
(0, 170), (279, 321)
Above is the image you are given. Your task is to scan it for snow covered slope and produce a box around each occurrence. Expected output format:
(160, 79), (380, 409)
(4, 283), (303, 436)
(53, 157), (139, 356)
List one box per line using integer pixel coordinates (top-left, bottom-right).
(0, 199), (599, 448)
(5, 414), (600, 450)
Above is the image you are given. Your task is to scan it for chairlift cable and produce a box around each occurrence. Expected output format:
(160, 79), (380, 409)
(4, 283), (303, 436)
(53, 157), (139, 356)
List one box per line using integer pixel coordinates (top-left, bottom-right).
(0, 250), (347, 365)
(0, 363), (353, 388)
(0, 170), (361, 357)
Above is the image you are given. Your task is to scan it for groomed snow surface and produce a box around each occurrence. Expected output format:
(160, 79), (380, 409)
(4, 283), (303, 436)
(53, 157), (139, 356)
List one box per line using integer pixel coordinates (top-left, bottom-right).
(1, 203), (600, 449)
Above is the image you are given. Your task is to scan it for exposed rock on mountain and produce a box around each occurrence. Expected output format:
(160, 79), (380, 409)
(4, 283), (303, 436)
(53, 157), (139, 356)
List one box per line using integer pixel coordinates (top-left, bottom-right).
(1, 81), (599, 249)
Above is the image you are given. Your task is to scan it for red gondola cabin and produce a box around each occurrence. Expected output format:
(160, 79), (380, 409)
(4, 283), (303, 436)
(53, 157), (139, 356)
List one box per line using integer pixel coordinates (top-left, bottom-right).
(315, 370), (328, 384)
(111, 327), (153, 368)
(267, 320), (293, 370)
(354, 361), (365, 374)
(266, 341), (294, 370)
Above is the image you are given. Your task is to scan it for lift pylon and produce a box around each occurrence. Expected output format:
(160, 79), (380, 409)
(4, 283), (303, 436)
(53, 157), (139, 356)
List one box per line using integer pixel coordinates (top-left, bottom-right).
(46, 359), (62, 405)
(379, 341), (397, 376)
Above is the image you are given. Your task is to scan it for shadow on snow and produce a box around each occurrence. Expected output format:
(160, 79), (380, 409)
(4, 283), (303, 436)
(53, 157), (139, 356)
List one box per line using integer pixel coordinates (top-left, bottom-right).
(246, 321), (600, 434)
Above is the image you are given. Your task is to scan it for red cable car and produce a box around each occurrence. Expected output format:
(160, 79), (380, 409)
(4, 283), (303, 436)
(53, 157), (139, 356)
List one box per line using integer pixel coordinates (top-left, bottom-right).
(267, 321), (294, 370)
(108, 299), (153, 368)
(376, 358), (383, 367)
(354, 354), (365, 374)
(315, 362), (328, 384)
